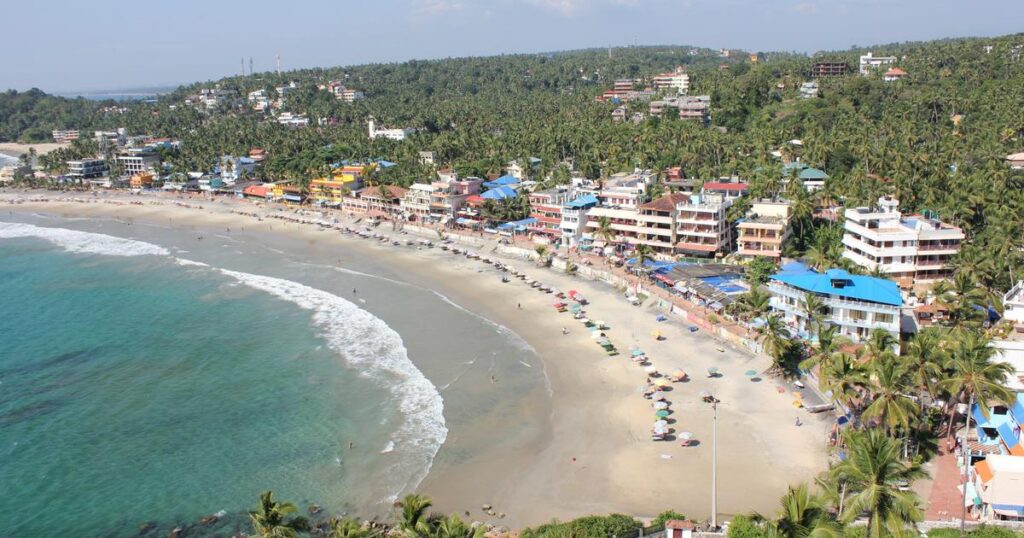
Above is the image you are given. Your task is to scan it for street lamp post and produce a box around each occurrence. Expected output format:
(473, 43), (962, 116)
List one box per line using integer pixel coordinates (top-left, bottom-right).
(709, 395), (719, 531)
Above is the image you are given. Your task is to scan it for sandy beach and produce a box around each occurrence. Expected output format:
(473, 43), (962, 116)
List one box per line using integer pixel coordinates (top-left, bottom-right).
(0, 142), (69, 158)
(0, 191), (831, 528)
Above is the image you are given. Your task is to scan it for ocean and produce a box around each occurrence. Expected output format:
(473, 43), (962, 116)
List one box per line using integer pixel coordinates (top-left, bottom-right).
(0, 218), (548, 536)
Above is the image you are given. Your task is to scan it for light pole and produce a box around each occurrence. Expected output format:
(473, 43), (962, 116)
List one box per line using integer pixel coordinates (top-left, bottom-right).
(960, 393), (975, 538)
(709, 395), (719, 531)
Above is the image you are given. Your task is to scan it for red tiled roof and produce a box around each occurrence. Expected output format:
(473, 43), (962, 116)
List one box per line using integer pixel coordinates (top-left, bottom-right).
(665, 520), (695, 530)
(885, 67), (908, 76)
(243, 185), (268, 197)
(361, 185), (407, 200)
(702, 182), (748, 192)
(640, 192), (689, 212)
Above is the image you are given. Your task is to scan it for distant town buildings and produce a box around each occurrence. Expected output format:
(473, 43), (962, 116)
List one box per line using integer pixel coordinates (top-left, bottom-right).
(52, 130), (79, 143)
(859, 52), (897, 75)
(842, 197), (964, 286)
(67, 158), (108, 183)
(368, 118), (415, 141)
(883, 67), (908, 82)
(117, 147), (160, 177)
(811, 61), (849, 78)
(799, 81), (819, 99)
(220, 155), (257, 184)
(651, 67), (690, 95)
(649, 95), (711, 124)
(248, 89), (271, 112)
(277, 112), (310, 127)
(321, 81), (365, 102)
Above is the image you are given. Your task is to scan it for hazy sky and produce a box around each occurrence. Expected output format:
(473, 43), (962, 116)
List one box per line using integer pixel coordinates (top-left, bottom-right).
(2, 0), (1022, 93)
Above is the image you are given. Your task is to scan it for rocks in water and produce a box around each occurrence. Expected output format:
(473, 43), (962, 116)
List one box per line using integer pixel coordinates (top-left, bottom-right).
(308, 504), (322, 515)
(481, 504), (492, 512)
(498, 513), (506, 519)
(199, 515), (218, 526)
(138, 522), (156, 535)
(486, 510), (496, 517)
(167, 527), (183, 538)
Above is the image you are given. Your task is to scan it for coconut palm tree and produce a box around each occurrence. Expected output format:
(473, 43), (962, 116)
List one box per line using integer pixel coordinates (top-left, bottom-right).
(830, 430), (926, 538)
(732, 286), (772, 321)
(433, 514), (485, 538)
(328, 517), (374, 538)
(862, 360), (919, 435)
(799, 325), (846, 377)
(799, 293), (828, 333)
(862, 329), (898, 372)
(396, 494), (434, 537)
(757, 483), (844, 538)
(938, 330), (1014, 441)
(900, 328), (947, 407)
(819, 352), (869, 410)
(634, 244), (655, 277)
(758, 314), (794, 374)
(249, 491), (309, 538)
(597, 215), (615, 246)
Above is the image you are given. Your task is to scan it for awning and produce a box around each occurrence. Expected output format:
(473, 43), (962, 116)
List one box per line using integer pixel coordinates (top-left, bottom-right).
(975, 459), (994, 483)
(283, 194), (303, 202)
(997, 423), (1024, 456)
(455, 218), (477, 226)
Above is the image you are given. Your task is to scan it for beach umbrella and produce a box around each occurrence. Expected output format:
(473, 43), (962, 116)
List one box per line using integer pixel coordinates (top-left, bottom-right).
(631, 349), (645, 357)
(595, 320), (607, 329)
(745, 370), (758, 377)
(578, 317), (590, 324)
(792, 400), (804, 408)
(678, 431), (693, 441)
(568, 290), (579, 297)
(655, 315), (668, 322)
(650, 330), (661, 339)
(654, 401), (669, 410)
(653, 419), (669, 429)
(653, 391), (666, 401)
(656, 409), (671, 418)
(644, 366), (658, 374)
(590, 332), (602, 339)
(672, 369), (686, 380)
(654, 378), (670, 388)
(707, 366), (719, 376)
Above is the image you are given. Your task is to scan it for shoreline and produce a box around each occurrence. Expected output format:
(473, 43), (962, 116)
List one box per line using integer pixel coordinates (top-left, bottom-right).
(0, 191), (831, 528)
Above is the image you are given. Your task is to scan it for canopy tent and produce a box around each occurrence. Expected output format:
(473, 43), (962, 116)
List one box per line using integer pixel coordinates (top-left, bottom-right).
(497, 217), (538, 232)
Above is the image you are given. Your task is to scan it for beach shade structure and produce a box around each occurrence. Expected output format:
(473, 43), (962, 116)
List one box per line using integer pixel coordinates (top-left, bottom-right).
(745, 370), (758, 377)
(650, 330), (662, 340)
(654, 401), (669, 410)
(654, 378), (670, 388)
(672, 369), (687, 382)
(656, 409), (671, 419)
(595, 320), (608, 330)
(590, 332), (603, 339)
(655, 315), (668, 322)
(792, 400), (804, 408)
(631, 348), (645, 357)
(706, 366), (719, 377)
(632, 354), (647, 363)
(679, 431), (693, 441)
(654, 419), (669, 429)
(653, 391), (666, 401)
(644, 365), (658, 375)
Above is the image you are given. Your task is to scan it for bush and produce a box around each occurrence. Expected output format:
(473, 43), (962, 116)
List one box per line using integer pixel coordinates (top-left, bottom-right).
(930, 526), (1024, 538)
(727, 515), (765, 538)
(745, 256), (777, 286)
(651, 510), (686, 528)
(521, 514), (641, 538)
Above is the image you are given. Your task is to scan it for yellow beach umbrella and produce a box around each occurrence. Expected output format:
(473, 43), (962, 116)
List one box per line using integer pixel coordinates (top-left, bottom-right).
(654, 378), (670, 388)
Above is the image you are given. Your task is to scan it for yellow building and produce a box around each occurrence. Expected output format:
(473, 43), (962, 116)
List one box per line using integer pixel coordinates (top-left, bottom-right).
(271, 181), (305, 205)
(309, 165), (367, 205)
(129, 172), (154, 188)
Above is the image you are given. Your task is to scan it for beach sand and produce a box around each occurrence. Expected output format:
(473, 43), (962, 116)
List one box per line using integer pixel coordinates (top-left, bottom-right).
(0, 192), (831, 528)
(0, 142), (69, 158)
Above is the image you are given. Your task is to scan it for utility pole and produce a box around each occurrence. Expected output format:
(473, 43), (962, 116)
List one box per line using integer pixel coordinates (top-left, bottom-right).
(960, 392), (975, 537)
(276, 54), (281, 75)
(250, 57), (253, 76)
(241, 57), (245, 77)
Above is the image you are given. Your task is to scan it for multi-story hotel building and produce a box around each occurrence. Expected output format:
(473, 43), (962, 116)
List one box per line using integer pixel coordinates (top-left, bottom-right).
(560, 194), (599, 247)
(652, 67), (690, 94)
(674, 192), (733, 257)
(842, 197), (964, 285)
(527, 189), (572, 239)
(737, 200), (791, 259)
(768, 265), (903, 344)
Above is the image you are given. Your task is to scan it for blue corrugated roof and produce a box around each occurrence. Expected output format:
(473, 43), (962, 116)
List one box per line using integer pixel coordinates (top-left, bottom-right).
(565, 194), (599, 209)
(483, 175), (520, 188)
(497, 217), (538, 230)
(481, 186), (517, 200)
(1012, 394), (1024, 425)
(770, 268), (902, 307)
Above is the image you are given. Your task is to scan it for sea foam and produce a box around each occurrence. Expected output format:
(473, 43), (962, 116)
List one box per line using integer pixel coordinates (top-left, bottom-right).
(0, 221), (447, 500)
(0, 222), (170, 257)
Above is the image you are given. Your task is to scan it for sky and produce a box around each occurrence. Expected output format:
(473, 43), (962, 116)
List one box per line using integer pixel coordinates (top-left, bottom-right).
(2, 0), (1022, 93)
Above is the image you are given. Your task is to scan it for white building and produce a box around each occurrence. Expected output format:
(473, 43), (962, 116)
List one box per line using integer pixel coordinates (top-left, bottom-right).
(368, 118), (414, 141)
(799, 81), (819, 99)
(401, 183), (438, 218)
(52, 130), (80, 142)
(736, 200), (791, 259)
(572, 172), (652, 210)
(859, 52), (897, 75)
(220, 155), (257, 184)
(842, 197), (964, 285)
(652, 67), (690, 95)
(197, 88), (232, 110)
(248, 89), (271, 112)
(561, 194), (599, 247)
(769, 265), (903, 343)
(277, 112), (309, 127)
(117, 148), (160, 177)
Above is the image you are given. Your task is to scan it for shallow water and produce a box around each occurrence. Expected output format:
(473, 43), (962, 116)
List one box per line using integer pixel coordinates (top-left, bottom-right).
(0, 218), (548, 536)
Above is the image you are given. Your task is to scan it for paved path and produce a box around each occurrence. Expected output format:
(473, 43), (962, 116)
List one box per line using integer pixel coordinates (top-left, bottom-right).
(926, 448), (973, 522)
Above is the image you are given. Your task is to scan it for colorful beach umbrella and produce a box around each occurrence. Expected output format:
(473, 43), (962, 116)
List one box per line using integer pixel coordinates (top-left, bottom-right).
(631, 349), (645, 357)
(654, 378), (670, 388)
(653, 391), (666, 401)
(678, 431), (693, 441)
(745, 370), (758, 377)
(656, 409), (671, 418)
(654, 419), (669, 429)
(654, 401), (669, 410)
(644, 366), (658, 374)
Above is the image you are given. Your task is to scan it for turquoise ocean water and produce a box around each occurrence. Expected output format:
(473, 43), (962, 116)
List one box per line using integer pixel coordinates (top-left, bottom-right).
(0, 228), (427, 536)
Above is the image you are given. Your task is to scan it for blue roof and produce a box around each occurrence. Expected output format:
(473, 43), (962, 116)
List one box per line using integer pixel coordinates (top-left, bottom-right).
(483, 175), (520, 188)
(1011, 394), (1024, 425)
(799, 168), (828, 180)
(770, 268), (902, 307)
(565, 194), (599, 209)
(497, 217), (538, 230)
(374, 159), (397, 168)
(481, 186), (517, 200)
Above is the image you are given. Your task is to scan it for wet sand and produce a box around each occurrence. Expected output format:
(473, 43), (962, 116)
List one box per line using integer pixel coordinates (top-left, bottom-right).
(0, 192), (831, 528)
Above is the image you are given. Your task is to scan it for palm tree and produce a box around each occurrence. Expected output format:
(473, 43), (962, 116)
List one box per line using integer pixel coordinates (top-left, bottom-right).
(634, 244), (655, 277)
(396, 494), (434, 537)
(758, 314), (794, 374)
(328, 517), (374, 538)
(733, 286), (772, 321)
(596, 215), (614, 246)
(799, 293), (828, 333)
(900, 328), (947, 407)
(830, 430), (926, 538)
(249, 491), (309, 538)
(862, 329), (898, 372)
(799, 324), (846, 377)
(758, 483), (843, 538)
(862, 360), (919, 435)
(938, 330), (1013, 441)
(819, 352), (868, 410)
(433, 514), (485, 538)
